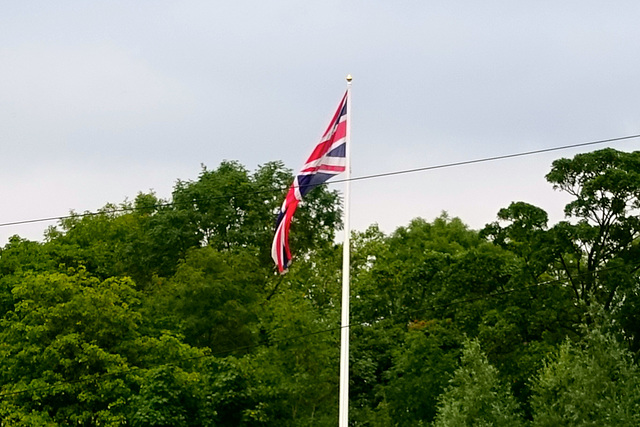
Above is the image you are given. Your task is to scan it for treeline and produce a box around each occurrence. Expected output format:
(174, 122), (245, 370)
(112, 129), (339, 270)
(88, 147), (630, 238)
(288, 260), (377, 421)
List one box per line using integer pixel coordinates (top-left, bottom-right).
(1, 148), (639, 426)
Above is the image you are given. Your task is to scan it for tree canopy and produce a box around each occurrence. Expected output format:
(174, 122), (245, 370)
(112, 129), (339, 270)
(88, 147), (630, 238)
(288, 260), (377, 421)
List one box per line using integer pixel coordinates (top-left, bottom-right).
(1, 148), (639, 425)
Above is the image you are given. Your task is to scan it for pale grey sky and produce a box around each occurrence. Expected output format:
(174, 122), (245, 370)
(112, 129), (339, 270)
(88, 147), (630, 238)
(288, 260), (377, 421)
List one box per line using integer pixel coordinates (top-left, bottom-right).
(2, 1), (640, 244)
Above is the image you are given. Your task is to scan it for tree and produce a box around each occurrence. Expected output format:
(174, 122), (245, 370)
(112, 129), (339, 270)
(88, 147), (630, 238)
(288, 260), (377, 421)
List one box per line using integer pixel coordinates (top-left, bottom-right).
(481, 201), (555, 281)
(380, 320), (463, 425)
(351, 215), (480, 326)
(0, 236), (56, 318)
(483, 148), (640, 360)
(43, 161), (342, 284)
(545, 149), (640, 300)
(545, 148), (640, 348)
(0, 268), (206, 425)
(243, 289), (339, 426)
(150, 246), (265, 352)
(128, 365), (215, 427)
(0, 268), (139, 424)
(169, 160), (342, 268)
(434, 338), (524, 427)
(344, 217), (474, 424)
(531, 324), (640, 426)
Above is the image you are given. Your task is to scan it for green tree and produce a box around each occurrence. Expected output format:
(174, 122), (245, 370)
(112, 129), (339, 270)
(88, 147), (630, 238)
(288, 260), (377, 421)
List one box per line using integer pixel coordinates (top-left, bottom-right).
(245, 290), (339, 426)
(128, 365), (215, 427)
(545, 149), (640, 309)
(0, 236), (57, 318)
(43, 161), (342, 284)
(531, 324), (640, 426)
(347, 216), (510, 424)
(351, 216), (479, 327)
(169, 160), (342, 268)
(0, 269), (139, 424)
(481, 201), (555, 281)
(0, 268), (207, 425)
(434, 338), (524, 427)
(478, 149), (640, 408)
(380, 320), (463, 425)
(150, 246), (265, 352)
(44, 197), (164, 286)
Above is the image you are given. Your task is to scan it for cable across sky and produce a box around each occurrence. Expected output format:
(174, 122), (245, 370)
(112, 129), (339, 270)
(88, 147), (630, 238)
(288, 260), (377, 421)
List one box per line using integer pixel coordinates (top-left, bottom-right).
(0, 133), (638, 230)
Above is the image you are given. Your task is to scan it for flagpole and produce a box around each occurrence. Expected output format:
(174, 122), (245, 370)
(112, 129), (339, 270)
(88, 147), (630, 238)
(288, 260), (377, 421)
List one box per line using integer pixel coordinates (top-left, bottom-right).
(339, 74), (352, 427)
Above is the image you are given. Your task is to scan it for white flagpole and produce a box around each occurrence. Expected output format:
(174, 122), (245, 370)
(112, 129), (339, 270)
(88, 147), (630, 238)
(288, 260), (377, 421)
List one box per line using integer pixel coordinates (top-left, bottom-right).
(339, 74), (352, 427)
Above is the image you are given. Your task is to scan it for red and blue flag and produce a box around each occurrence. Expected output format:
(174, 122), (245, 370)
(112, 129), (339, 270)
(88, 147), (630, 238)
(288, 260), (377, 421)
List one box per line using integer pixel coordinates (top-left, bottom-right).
(272, 91), (348, 273)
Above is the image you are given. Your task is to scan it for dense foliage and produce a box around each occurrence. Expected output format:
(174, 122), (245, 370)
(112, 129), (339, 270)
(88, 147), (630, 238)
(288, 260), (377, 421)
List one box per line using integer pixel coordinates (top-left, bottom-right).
(1, 149), (639, 425)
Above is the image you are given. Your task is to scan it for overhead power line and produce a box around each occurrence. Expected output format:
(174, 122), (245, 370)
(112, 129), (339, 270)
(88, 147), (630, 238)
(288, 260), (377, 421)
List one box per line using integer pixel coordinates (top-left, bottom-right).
(1, 133), (638, 230)
(339, 133), (640, 184)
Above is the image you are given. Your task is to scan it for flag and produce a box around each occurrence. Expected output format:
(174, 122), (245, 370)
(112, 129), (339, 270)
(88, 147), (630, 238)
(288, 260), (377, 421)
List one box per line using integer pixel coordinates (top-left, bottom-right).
(272, 90), (348, 273)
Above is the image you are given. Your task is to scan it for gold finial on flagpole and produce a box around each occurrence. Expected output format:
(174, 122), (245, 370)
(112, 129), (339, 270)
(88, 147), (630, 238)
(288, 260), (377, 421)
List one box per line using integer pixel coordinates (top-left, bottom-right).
(346, 74), (353, 83)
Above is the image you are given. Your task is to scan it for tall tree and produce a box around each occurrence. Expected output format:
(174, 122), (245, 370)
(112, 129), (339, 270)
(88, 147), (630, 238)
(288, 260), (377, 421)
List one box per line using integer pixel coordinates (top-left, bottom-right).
(531, 323), (640, 426)
(0, 267), (207, 425)
(44, 160), (342, 283)
(150, 246), (265, 352)
(546, 149), (640, 349)
(545, 149), (640, 304)
(484, 149), (640, 350)
(380, 320), (463, 425)
(434, 338), (524, 427)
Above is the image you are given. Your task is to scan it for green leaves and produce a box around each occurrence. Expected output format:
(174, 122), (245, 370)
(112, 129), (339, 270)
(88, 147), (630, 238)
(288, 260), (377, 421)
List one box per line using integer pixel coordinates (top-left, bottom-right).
(153, 246), (263, 352)
(546, 149), (640, 221)
(531, 326), (640, 426)
(434, 338), (524, 427)
(382, 320), (463, 424)
(2, 152), (640, 424)
(0, 269), (138, 424)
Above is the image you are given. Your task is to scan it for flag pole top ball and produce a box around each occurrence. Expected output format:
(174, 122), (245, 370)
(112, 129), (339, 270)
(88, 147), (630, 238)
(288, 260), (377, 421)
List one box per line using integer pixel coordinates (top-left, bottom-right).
(346, 74), (353, 82)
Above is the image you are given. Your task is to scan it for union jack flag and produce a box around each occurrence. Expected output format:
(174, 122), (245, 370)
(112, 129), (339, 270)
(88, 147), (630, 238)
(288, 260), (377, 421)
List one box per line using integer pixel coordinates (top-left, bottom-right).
(272, 91), (348, 273)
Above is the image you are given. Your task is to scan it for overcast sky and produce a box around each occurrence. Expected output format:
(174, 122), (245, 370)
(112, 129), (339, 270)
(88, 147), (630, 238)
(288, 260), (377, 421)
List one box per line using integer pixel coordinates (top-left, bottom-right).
(2, 1), (640, 245)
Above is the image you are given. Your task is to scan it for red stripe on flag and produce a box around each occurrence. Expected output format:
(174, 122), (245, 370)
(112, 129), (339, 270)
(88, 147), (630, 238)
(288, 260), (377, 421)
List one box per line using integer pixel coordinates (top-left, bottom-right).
(272, 89), (348, 273)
